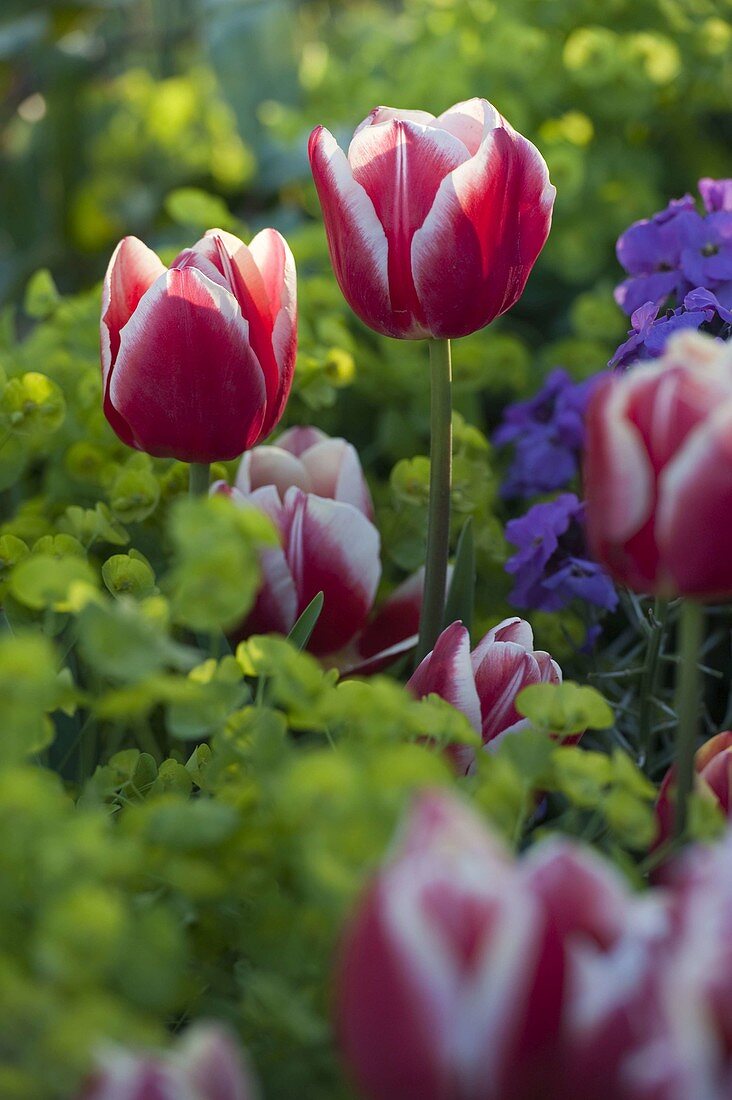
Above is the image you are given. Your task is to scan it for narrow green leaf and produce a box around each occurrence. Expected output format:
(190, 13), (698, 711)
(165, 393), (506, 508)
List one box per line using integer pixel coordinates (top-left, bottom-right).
(288, 592), (324, 651)
(443, 517), (475, 632)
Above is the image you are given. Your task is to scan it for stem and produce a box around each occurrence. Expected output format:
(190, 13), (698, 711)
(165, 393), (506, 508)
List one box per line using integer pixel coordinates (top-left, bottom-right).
(674, 600), (704, 839)
(416, 339), (453, 662)
(189, 462), (210, 497)
(638, 597), (669, 767)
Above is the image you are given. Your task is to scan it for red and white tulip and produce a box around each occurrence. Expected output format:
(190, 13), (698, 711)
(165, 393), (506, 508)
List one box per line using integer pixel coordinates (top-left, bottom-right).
(655, 730), (732, 851)
(309, 98), (555, 340)
(83, 1022), (259, 1100)
(101, 229), (296, 463)
(584, 332), (732, 598)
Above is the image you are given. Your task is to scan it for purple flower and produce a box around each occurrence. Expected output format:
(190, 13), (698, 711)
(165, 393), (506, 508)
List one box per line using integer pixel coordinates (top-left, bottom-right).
(504, 493), (618, 614)
(493, 369), (604, 500)
(614, 181), (732, 317)
(610, 289), (732, 370)
(699, 177), (732, 213)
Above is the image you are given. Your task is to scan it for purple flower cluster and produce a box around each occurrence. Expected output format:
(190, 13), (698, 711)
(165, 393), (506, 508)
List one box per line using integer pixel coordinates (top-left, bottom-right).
(505, 493), (618, 615)
(611, 178), (732, 369)
(493, 369), (604, 499)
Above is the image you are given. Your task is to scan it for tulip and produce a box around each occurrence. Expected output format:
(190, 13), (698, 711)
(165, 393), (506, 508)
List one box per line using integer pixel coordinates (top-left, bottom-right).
(336, 791), (565, 1100)
(337, 791), (679, 1100)
(309, 99), (555, 662)
(83, 1022), (259, 1100)
(407, 616), (561, 772)
(219, 480), (380, 658)
(235, 425), (373, 518)
(308, 99), (555, 341)
(655, 731), (732, 851)
(100, 228), (296, 467)
(584, 331), (732, 600)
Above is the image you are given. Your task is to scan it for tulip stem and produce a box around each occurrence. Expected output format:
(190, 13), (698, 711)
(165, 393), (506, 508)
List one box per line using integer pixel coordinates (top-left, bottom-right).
(189, 463), (210, 497)
(416, 338), (453, 663)
(638, 596), (669, 766)
(674, 599), (704, 839)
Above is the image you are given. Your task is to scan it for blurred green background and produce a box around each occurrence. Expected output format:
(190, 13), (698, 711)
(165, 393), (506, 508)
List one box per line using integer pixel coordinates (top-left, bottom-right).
(3, 0), (731, 307)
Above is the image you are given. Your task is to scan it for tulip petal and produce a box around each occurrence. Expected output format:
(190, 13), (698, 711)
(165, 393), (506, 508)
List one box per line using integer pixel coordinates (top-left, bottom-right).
(282, 488), (380, 655)
(656, 400), (732, 598)
(109, 268), (266, 463)
(235, 446), (312, 498)
(412, 125), (555, 338)
(348, 119), (470, 332)
(276, 425), (329, 456)
(248, 229), (298, 436)
(435, 97), (501, 155)
(474, 616), (535, 661)
(472, 643), (544, 745)
(583, 374), (658, 590)
(354, 105), (437, 135)
(300, 438), (374, 517)
(408, 622), (481, 731)
(238, 485), (298, 638)
(309, 126), (392, 336)
(101, 236), (167, 386)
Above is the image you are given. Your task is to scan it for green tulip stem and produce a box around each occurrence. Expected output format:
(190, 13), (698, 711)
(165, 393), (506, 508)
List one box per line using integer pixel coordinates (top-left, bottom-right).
(674, 599), (704, 838)
(416, 338), (453, 663)
(189, 462), (211, 497)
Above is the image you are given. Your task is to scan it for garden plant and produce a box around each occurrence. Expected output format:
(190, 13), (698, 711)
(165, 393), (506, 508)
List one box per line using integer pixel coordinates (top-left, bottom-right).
(2, 0), (732, 1097)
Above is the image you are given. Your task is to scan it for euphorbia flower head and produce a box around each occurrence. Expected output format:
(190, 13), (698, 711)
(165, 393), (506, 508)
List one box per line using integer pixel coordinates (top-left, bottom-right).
(309, 99), (555, 339)
(101, 229), (296, 463)
(584, 331), (732, 598)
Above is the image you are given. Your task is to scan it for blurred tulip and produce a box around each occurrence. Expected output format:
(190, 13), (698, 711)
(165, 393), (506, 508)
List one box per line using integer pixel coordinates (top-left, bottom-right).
(338, 791), (681, 1100)
(309, 99), (555, 339)
(219, 481), (380, 657)
(337, 791), (564, 1100)
(584, 331), (732, 598)
(655, 730), (732, 849)
(235, 425), (373, 518)
(101, 229), (296, 463)
(407, 616), (561, 771)
(83, 1022), (259, 1100)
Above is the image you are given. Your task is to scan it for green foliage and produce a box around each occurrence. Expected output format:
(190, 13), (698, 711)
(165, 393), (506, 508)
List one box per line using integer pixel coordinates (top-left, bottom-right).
(517, 681), (615, 736)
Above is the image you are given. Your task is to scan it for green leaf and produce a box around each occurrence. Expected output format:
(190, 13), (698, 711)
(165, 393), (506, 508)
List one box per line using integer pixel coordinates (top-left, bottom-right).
(9, 553), (97, 611)
(443, 517), (475, 632)
(24, 269), (60, 320)
(517, 681), (614, 736)
(102, 553), (157, 600)
(165, 187), (234, 230)
(287, 592), (324, 651)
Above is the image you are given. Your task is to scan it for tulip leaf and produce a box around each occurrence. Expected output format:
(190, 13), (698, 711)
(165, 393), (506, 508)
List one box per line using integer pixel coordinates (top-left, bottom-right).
(443, 517), (475, 632)
(288, 592), (324, 652)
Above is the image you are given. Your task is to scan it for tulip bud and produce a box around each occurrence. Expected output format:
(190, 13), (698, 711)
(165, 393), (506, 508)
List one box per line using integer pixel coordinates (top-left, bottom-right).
(83, 1023), (258, 1100)
(406, 616), (561, 771)
(309, 99), (555, 339)
(101, 229), (296, 463)
(584, 331), (732, 598)
(337, 791), (564, 1100)
(655, 730), (732, 850)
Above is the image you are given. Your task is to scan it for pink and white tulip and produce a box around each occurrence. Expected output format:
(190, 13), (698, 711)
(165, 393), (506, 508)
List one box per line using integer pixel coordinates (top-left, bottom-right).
(83, 1022), (259, 1100)
(101, 229), (296, 463)
(407, 617), (561, 770)
(584, 332), (732, 598)
(309, 99), (555, 340)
